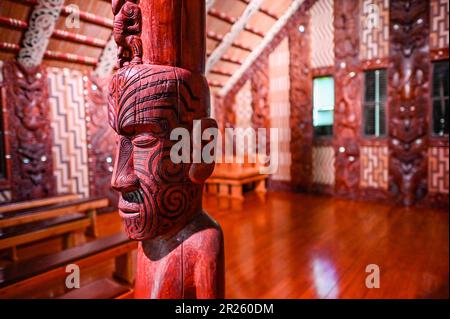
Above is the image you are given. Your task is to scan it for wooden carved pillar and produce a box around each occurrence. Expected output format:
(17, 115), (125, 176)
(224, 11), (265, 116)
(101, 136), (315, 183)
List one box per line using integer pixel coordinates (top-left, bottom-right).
(289, 12), (313, 192)
(333, 0), (362, 199)
(388, 0), (430, 206)
(2, 62), (55, 201)
(109, 0), (224, 299)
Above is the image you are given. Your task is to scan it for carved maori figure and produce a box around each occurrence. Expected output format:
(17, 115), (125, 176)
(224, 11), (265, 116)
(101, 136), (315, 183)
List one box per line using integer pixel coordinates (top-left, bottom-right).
(112, 0), (143, 68)
(333, 0), (362, 199)
(109, 0), (224, 299)
(2, 62), (55, 201)
(388, 0), (430, 206)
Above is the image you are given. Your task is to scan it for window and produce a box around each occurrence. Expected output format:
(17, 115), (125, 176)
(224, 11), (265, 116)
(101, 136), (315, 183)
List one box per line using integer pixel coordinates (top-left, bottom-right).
(363, 69), (387, 137)
(313, 76), (334, 137)
(432, 61), (449, 136)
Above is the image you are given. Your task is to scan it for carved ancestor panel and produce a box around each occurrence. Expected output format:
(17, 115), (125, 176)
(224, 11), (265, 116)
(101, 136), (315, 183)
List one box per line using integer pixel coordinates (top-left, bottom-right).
(289, 13), (313, 191)
(269, 38), (291, 181)
(360, 0), (390, 61)
(428, 147), (449, 194)
(334, 0), (362, 199)
(85, 76), (117, 207)
(312, 146), (335, 185)
(360, 146), (388, 190)
(430, 0), (449, 51)
(48, 67), (89, 197)
(17, 0), (64, 68)
(2, 61), (55, 201)
(251, 55), (270, 132)
(310, 0), (335, 68)
(388, 0), (430, 206)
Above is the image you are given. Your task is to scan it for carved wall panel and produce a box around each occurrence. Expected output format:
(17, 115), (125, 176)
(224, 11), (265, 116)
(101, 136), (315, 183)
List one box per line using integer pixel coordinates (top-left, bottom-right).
(251, 55), (270, 133)
(360, 0), (390, 61)
(2, 61), (55, 201)
(269, 38), (291, 181)
(310, 0), (335, 68)
(333, 0), (362, 199)
(430, 0), (449, 51)
(234, 80), (254, 157)
(289, 13), (313, 191)
(360, 146), (388, 190)
(388, 0), (430, 206)
(85, 76), (117, 207)
(428, 147), (449, 194)
(48, 67), (89, 197)
(312, 146), (335, 185)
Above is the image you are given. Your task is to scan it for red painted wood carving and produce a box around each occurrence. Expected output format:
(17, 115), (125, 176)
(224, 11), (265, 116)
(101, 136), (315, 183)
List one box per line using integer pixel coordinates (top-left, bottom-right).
(2, 61), (55, 201)
(388, 0), (430, 206)
(289, 12), (313, 192)
(85, 76), (118, 208)
(112, 0), (143, 67)
(333, 0), (362, 199)
(109, 0), (224, 299)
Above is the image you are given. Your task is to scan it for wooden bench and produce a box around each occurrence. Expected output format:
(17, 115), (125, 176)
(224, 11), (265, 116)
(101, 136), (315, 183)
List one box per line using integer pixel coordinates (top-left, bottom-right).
(206, 162), (268, 199)
(0, 194), (82, 214)
(0, 197), (109, 260)
(0, 232), (137, 299)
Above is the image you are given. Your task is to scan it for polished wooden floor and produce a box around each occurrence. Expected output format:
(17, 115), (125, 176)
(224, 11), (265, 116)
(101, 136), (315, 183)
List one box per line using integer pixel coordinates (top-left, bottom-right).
(3, 191), (448, 299)
(204, 192), (449, 299)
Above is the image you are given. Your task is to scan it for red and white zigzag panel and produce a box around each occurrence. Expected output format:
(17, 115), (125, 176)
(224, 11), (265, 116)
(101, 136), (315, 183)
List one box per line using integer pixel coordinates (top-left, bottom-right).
(48, 68), (89, 197)
(310, 0), (335, 68)
(269, 38), (291, 181)
(430, 0), (449, 50)
(360, 146), (388, 190)
(360, 0), (389, 60)
(428, 147), (449, 194)
(313, 146), (335, 185)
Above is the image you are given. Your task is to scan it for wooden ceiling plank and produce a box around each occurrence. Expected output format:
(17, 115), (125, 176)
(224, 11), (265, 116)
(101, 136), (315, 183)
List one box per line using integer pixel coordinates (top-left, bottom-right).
(0, 16), (107, 48)
(220, 0), (306, 96)
(208, 7), (264, 38)
(0, 41), (97, 66)
(238, 0), (279, 20)
(17, 0), (65, 68)
(206, 0), (266, 74)
(10, 0), (114, 28)
(207, 31), (252, 52)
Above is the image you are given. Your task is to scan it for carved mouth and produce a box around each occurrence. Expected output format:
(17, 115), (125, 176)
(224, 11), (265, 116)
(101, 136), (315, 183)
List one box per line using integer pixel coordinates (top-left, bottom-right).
(119, 189), (144, 215)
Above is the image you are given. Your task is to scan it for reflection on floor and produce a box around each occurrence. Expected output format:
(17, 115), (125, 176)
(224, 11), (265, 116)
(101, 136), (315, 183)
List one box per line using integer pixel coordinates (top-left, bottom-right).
(2, 192), (447, 299)
(204, 192), (449, 299)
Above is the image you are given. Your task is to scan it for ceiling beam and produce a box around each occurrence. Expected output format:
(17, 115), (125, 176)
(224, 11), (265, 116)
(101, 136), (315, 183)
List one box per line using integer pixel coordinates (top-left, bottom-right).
(17, 0), (65, 68)
(220, 0), (306, 96)
(238, 0), (279, 20)
(206, 0), (266, 74)
(208, 8), (264, 38)
(1, 41), (97, 66)
(207, 31), (252, 52)
(0, 17), (107, 48)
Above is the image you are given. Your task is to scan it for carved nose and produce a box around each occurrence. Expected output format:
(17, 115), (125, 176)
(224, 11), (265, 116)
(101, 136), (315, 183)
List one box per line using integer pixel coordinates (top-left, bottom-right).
(111, 174), (140, 193)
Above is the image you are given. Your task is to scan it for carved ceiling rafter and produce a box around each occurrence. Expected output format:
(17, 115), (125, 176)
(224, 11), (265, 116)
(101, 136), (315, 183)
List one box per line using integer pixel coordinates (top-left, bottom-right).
(206, 0), (266, 74)
(220, 0), (306, 96)
(17, 0), (65, 69)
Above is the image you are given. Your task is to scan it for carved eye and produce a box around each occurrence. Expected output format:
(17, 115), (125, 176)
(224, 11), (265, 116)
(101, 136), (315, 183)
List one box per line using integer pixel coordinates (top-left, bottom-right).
(132, 134), (158, 148)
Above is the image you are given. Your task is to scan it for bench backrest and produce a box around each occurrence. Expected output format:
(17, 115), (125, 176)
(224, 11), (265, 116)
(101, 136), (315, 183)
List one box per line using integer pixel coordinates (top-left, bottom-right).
(0, 194), (82, 214)
(0, 233), (136, 290)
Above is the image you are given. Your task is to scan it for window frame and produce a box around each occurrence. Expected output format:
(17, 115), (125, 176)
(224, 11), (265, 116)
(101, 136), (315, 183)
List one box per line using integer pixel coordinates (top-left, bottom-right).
(361, 68), (388, 140)
(430, 59), (449, 138)
(312, 75), (335, 139)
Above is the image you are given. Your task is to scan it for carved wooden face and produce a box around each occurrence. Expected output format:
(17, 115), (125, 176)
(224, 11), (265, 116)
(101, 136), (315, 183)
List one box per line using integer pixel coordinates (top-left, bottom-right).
(108, 64), (212, 240)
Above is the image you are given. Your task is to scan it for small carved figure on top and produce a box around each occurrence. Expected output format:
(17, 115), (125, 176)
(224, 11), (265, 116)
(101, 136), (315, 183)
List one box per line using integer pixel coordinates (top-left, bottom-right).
(112, 0), (143, 68)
